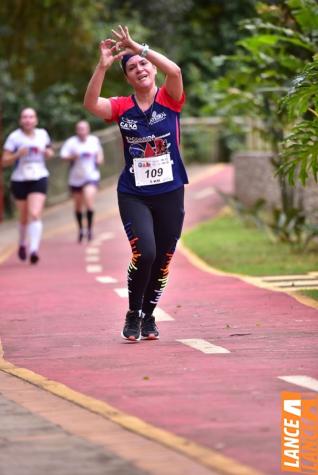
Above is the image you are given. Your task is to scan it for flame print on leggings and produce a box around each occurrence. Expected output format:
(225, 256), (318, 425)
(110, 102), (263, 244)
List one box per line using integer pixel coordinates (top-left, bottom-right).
(124, 222), (141, 279)
(149, 238), (178, 305)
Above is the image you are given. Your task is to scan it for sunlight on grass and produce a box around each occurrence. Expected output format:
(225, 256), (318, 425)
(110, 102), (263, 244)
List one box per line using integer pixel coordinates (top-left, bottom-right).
(183, 213), (318, 277)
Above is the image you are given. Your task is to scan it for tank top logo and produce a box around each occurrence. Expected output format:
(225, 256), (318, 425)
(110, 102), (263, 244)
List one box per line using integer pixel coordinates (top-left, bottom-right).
(120, 118), (138, 130)
(149, 111), (167, 125)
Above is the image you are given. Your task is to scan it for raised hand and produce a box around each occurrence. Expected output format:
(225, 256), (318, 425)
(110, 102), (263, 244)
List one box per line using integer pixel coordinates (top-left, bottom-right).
(99, 39), (117, 69)
(111, 25), (141, 58)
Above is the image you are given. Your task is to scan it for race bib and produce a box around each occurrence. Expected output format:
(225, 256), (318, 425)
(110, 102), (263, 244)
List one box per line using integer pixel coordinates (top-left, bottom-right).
(72, 162), (88, 180)
(133, 153), (173, 187)
(21, 163), (42, 180)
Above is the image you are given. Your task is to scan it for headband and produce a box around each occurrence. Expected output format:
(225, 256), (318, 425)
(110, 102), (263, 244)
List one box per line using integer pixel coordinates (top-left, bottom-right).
(121, 54), (135, 75)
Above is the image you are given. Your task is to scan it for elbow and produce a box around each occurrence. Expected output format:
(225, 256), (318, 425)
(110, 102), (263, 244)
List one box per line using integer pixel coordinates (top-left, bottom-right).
(83, 99), (96, 116)
(83, 93), (93, 112)
(172, 65), (182, 78)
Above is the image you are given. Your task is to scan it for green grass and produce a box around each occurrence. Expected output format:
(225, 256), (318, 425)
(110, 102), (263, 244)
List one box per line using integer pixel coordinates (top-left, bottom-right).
(299, 289), (318, 300)
(183, 212), (318, 278)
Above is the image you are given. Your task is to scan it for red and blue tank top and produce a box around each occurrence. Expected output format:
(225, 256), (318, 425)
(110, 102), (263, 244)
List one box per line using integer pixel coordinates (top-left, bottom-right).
(107, 84), (188, 196)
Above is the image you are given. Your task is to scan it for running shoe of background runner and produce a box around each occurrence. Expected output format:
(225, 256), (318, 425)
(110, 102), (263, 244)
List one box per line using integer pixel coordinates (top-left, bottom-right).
(78, 229), (85, 243)
(18, 245), (27, 261)
(30, 252), (39, 264)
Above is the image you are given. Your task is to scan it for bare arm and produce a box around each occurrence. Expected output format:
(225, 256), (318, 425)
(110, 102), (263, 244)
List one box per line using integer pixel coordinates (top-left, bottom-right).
(61, 153), (78, 161)
(144, 50), (183, 102)
(113, 25), (183, 101)
(83, 39), (119, 120)
(44, 146), (55, 160)
(96, 146), (104, 165)
(2, 147), (28, 167)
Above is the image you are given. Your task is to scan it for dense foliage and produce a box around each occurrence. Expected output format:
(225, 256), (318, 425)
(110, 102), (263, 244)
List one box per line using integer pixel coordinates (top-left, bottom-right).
(0, 0), (256, 140)
(201, 0), (318, 214)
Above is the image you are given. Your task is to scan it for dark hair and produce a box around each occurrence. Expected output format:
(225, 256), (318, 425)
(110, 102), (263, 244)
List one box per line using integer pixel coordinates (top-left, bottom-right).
(121, 54), (135, 75)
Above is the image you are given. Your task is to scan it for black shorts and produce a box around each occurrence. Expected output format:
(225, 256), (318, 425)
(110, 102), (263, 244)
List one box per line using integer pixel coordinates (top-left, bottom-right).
(11, 177), (48, 200)
(69, 180), (99, 193)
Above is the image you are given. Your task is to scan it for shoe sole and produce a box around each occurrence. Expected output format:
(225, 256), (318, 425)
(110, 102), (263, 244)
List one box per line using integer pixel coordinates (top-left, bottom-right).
(30, 255), (39, 264)
(120, 331), (141, 342)
(18, 247), (27, 261)
(141, 334), (160, 340)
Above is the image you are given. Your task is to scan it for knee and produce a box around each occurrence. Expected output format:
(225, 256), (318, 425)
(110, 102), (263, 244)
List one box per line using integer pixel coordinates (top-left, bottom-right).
(29, 212), (41, 221)
(134, 242), (156, 267)
(140, 248), (156, 266)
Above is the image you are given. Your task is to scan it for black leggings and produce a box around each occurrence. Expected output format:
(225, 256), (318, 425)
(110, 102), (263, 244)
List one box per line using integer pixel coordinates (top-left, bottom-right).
(118, 186), (185, 316)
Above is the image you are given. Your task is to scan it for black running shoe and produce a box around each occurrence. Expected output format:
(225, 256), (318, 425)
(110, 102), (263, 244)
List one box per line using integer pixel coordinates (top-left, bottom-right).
(18, 245), (27, 261)
(141, 315), (160, 340)
(78, 229), (84, 243)
(121, 310), (142, 342)
(30, 252), (39, 264)
(87, 229), (93, 241)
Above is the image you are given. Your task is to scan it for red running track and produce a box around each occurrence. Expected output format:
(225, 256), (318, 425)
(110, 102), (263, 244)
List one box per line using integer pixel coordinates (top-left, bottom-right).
(1, 165), (318, 475)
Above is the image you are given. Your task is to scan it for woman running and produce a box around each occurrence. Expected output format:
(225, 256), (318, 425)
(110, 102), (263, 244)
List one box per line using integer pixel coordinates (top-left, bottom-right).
(84, 25), (188, 341)
(60, 120), (104, 242)
(2, 108), (54, 264)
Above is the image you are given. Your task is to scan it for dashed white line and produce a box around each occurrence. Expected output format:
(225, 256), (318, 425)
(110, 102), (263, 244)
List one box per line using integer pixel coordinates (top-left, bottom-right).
(85, 255), (100, 262)
(85, 248), (100, 255)
(278, 375), (318, 392)
(154, 307), (174, 322)
(90, 232), (115, 246)
(114, 288), (129, 298)
(98, 231), (115, 240)
(112, 290), (174, 322)
(96, 276), (118, 284)
(86, 265), (103, 273)
(177, 339), (230, 354)
(194, 188), (216, 200)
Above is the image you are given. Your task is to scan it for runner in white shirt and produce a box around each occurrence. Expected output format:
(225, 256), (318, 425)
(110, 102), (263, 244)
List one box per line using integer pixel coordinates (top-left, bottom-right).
(60, 120), (104, 241)
(2, 108), (54, 264)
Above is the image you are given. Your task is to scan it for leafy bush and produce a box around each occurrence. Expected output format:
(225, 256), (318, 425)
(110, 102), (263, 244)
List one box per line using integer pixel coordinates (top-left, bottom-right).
(278, 57), (318, 185)
(218, 190), (318, 251)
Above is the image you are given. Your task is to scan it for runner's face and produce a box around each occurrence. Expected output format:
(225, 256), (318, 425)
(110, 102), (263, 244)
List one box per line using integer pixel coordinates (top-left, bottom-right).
(19, 109), (38, 132)
(125, 56), (156, 90)
(76, 121), (90, 140)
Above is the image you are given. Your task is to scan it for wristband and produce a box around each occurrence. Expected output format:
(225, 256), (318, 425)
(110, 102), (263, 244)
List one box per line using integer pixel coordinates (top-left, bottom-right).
(140, 43), (149, 57)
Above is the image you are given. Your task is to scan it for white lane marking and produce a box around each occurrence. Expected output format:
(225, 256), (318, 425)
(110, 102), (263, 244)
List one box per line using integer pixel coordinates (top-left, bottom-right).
(154, 307), (174, 322)
(194, 188), (216, 200)
(85, 248), (100, 255)
(112, 289), (174, 321)
(90, 232), (115, 246)
(98, 232), (115, 241)
(96, 276), (118, 284)
(114, 288), (129, 298)
(90, 241), (102, 247)
(85, 255), (100, 262)
(86, 265), (103, 273)
(94, 231), (115, 244)
(278, 375), (318, 392)
(177, 339), (230, 354)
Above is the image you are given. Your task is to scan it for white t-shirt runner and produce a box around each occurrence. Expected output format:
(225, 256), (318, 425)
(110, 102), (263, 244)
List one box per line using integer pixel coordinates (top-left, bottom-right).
(3, 128), (51, 182)
(60, 135), (102, 187)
